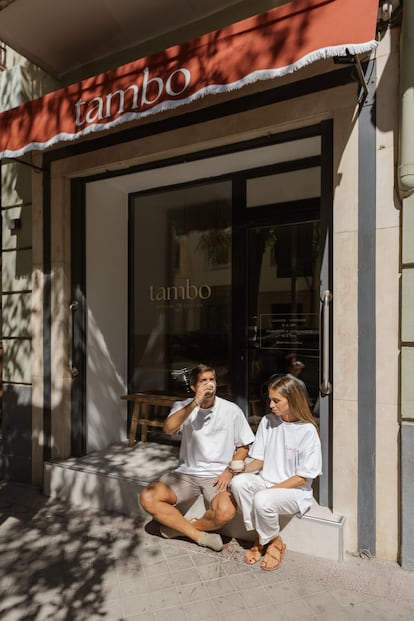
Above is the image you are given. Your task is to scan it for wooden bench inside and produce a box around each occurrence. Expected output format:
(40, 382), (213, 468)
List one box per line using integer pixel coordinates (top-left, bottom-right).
(121, 393), (179, 446)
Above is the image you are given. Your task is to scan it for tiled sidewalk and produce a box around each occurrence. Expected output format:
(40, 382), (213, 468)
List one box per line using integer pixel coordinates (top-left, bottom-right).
(1, 481), (414, 621)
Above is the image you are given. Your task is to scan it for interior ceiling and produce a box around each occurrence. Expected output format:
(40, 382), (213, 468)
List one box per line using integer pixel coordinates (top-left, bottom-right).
(0, 0), (287, 83)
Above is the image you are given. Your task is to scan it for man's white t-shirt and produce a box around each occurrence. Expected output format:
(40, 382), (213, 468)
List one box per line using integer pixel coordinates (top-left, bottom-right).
(249, 414), (322, 512)
(168, 396), (255, 477)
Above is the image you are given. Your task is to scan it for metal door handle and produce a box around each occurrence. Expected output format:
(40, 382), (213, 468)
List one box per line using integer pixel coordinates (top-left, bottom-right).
(320, 290), (332, 395)
(69, 300), (79, 378)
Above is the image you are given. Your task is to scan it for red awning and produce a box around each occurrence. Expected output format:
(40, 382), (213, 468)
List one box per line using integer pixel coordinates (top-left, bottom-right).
(0, 0), (379, 159)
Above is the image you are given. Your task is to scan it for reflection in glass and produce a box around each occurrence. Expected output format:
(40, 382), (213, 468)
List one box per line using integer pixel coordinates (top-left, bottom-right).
(131, 181), (232, 399)
(246, 167), (321, 207)
(247, 221), (321, 430)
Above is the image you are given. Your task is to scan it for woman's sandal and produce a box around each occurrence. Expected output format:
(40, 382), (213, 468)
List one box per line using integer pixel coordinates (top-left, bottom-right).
(244, 542), (264, 565)
(260, 536), (286, 571)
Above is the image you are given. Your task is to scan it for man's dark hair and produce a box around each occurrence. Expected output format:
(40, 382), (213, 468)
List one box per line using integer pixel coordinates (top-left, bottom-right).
(190, 363), (216, 386)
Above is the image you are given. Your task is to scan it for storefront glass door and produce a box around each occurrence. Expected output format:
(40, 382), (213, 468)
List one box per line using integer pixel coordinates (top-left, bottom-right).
(245, 220), (321, 430)
(233, 158), (331, 505)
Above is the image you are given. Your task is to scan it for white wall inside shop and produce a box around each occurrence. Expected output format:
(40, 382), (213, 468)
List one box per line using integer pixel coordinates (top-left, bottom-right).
(86, 183), (128, 451)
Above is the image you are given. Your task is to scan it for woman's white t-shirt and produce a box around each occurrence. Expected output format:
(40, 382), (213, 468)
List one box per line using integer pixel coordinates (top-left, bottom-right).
(249, 414), (322, 510)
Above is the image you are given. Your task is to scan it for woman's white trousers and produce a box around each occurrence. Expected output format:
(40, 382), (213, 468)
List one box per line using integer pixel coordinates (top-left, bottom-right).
(231, 473), (302, 545)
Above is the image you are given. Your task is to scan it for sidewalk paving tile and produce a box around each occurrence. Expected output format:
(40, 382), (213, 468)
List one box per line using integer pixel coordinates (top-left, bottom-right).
(1, 482), (414, 621)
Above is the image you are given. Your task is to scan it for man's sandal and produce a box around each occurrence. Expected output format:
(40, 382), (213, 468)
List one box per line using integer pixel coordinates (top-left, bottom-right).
(198, 532), (224, 552)
(159, 518), (198, 540)
(260, 536), (286, 571)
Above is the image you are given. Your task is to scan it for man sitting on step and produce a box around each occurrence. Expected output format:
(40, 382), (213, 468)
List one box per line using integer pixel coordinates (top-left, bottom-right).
(139, 363), (255, 552)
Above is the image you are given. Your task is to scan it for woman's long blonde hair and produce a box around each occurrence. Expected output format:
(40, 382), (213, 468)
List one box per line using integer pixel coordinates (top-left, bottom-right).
(268, 374), (319, 432)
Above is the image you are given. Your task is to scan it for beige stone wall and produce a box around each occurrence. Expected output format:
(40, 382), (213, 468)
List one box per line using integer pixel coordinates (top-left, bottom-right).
(1, 160), (32, 384)
(0, 63), (59, 112)
(1, 45), (59, 484)
(375, 28), (401, 561)
(31, 152), (44, 485)
(48, 168), (72, 460)
(331, 103), (360, 554)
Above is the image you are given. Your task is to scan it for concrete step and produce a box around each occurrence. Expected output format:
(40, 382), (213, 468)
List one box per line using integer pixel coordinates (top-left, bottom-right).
(44, 441), (179, 516)
(187, 495), (344, 562)
(43, 441), (344, 562)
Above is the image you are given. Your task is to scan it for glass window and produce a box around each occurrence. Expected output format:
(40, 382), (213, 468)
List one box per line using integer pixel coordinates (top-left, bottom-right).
(131, 180), (232, 398)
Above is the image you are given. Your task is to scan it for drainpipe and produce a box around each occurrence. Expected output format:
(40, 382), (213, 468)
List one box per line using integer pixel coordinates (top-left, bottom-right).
(398, 0), (414, 570)
(399, 0), (414, 195)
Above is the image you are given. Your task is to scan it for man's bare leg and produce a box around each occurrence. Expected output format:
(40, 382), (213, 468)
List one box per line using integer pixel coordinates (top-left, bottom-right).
(191, 491), (236, 532)
(140, 482), (203, 542)
(139, 482), (223, 552)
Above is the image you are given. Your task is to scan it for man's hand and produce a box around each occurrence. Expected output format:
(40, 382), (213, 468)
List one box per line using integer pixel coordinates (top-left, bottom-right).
(213, 468), (233, 492)
(194, 380), (216, 408)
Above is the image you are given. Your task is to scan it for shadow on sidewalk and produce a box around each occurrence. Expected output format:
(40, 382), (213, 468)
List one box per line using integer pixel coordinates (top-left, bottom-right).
(0, 481), (145, 620)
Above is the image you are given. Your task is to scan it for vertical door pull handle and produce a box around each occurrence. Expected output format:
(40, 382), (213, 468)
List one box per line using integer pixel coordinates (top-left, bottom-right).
(69, 300), (79, 378)
(320, 290), (332, 395)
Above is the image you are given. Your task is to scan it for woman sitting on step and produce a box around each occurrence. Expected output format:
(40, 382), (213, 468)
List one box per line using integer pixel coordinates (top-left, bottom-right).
(230, 374), (322, 571)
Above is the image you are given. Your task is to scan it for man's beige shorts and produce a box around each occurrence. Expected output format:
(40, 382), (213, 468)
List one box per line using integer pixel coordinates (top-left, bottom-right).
(159, 471), (220, 505)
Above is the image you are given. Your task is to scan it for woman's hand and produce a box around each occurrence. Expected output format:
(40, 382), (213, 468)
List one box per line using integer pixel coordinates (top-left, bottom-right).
(271, 475), (307, 489)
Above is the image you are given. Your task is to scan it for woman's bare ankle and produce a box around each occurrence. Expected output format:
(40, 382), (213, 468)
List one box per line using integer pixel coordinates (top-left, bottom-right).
(244, 541), (263, 564)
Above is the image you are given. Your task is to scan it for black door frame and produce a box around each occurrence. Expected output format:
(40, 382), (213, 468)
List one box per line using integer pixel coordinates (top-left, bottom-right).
(70, 179), (87, 457)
